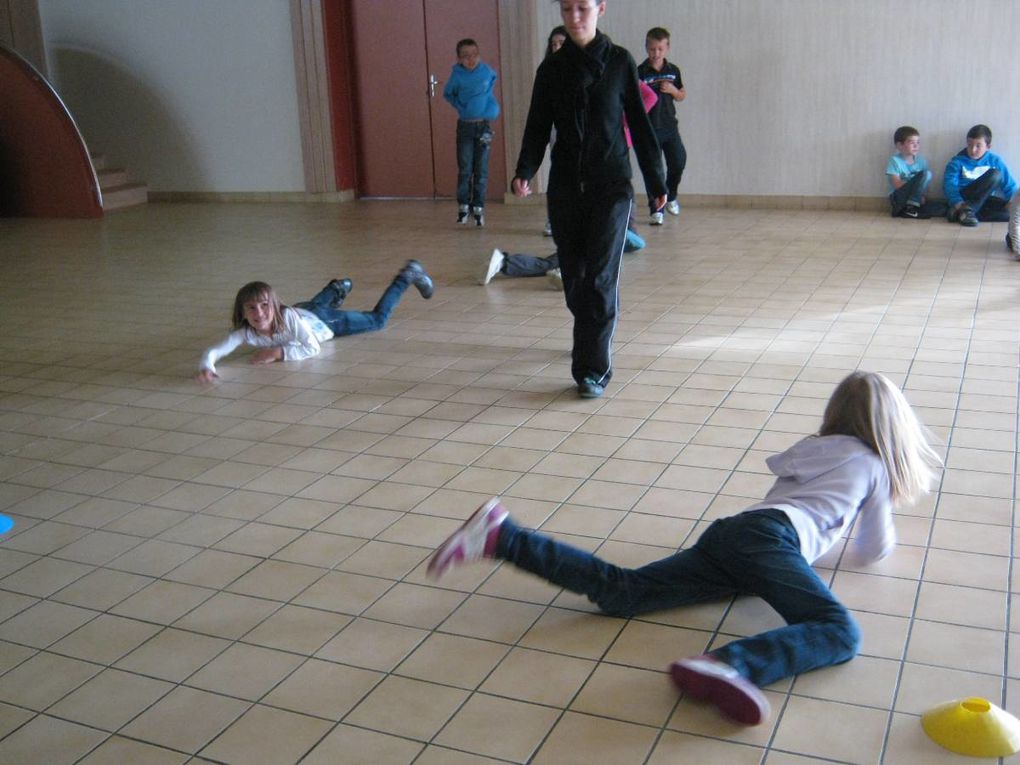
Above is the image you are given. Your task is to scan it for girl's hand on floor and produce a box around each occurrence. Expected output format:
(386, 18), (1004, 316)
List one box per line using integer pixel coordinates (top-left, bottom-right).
(251, 347), (284, 365)
(195, 368), (219, 383)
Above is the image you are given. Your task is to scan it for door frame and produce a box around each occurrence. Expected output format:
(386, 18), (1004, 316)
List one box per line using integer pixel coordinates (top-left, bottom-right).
(298, 0), (539, 198)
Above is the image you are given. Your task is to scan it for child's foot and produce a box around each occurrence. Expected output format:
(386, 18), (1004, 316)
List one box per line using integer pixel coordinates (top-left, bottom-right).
(480, 249), (505, 285)
(327, 278), (353, 307)
(624, 228), (646, 253)
(670, 655), (770, 726)
(577, 377), (605, 398)
(472, 206), (485, 227)
(427, 497), (508, 579)
(903, 203), (920, 218)
(649, 211), (664, 226)
(665, 199), (681, 216)
(958, 205), (979, 227)
(401, 260), (434, 299)
(546, 267), (563, 291)
(457, 204), (470, 225)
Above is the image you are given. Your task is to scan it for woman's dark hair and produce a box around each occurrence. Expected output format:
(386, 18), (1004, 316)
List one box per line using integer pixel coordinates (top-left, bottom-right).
(545, 26), (567, 59)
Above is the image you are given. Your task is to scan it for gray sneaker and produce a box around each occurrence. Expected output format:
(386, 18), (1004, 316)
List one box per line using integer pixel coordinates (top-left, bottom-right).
(958, 206), (979, 227)
(400, 260), (434, 299)
(546, 268), (563, 291)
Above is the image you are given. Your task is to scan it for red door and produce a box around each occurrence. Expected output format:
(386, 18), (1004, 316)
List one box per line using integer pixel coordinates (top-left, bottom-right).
(348, 0), (505, 199)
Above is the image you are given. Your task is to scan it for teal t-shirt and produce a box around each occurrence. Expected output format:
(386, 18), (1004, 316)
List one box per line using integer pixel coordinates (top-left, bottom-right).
(886, 154), (929, 191)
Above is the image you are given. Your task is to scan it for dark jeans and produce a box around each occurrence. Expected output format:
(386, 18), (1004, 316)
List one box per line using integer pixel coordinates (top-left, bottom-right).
(548, 179), (633, 386)
(956, 168), (1010, 221)
(295, 276), (410, 337)
(889, 170), (932, 216)
(497, 509), (860, 688)
(456, 120), (492, 208)
(504, 252), (559, 277)
(649, 129), (686, 212)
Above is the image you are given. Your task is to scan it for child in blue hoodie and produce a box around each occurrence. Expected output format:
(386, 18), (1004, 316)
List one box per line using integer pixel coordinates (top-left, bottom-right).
(944, 124), (1018, 228)
(427, 371), (941, 727)
(444, 39), (500, 227)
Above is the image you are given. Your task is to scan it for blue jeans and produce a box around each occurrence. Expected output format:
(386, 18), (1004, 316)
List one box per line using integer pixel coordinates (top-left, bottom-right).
(889, 170), (932, 216)
(294, 276), (410, 337)
(497, 508), (860, 687)
(456, 120), (492, 208)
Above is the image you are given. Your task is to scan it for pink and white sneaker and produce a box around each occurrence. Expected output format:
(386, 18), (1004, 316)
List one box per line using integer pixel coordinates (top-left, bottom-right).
(426, 497), (509, 579)
(669, 655), (770, 726)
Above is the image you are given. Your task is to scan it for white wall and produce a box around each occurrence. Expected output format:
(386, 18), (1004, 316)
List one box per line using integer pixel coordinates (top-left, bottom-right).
(530, 0), (1020, 198)
(38, 0), (305, 192)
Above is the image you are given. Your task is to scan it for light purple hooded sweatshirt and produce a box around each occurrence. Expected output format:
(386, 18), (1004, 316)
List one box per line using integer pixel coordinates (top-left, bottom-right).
(745, 434), (894, 564)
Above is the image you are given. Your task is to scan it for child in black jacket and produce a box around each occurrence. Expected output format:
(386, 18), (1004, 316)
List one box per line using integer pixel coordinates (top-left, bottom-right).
(512, 0), (666, 399)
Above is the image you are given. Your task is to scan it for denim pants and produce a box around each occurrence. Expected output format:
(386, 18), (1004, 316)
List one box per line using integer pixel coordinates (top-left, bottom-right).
(497, 509), (860, 688)
(958, 168), (1008, 220)
(456, 120), (492, 208)
(889, 170), (932, 216)
(503, 252), (559, 277)
(295, 276), (410, 337)
(548, 179), (633, 386)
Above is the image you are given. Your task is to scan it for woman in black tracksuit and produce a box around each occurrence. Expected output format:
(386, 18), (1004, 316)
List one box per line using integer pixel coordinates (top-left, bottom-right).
(512, 0), (665, 399)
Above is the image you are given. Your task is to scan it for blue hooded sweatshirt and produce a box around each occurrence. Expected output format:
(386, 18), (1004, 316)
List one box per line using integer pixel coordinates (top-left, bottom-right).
(443, 61), (499, 121)
(943, 148), (1018, 207)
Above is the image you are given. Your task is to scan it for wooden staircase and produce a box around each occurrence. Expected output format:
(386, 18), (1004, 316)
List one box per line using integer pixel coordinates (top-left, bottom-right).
(92, 153), (148, 211)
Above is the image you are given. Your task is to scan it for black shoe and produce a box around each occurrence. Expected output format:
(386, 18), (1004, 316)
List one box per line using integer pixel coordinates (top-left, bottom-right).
(959, 206), (979, 227)
(903, 204), (920, 218)
(327, 278), (353, 307)
(400, 259), (434, 299)
(577, 377), (605, 398)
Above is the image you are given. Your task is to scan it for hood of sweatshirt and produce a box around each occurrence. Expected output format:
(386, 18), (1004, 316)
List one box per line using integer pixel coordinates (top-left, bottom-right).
(766, 434), (875, 483)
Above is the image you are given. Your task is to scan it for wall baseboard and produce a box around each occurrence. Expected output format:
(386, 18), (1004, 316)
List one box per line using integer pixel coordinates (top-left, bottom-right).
(148, 190), (355, 203)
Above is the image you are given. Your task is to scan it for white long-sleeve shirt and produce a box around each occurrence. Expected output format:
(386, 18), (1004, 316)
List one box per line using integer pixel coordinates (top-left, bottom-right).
(745, 434), (894, 565)
(199, 307), (333, 374)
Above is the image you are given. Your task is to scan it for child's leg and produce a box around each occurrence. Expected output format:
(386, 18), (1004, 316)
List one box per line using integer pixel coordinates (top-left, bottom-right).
(308, 275), (412, 337)
(551, 182), (632, 387)
(301, 282), (347, 310)
(960, 168), (1003, 215)
(701, 510), (860, 688)
(503, 252), (558, 277)
(471, 123), (492, 210)
(891, 171), (930, 215)
(498, 518), (736, 616)
(660, 131), (686, 202)
(455, 121), (475, 207)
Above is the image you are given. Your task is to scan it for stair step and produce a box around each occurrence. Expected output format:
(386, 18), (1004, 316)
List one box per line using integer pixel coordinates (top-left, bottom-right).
(96, 168), (128, 190)
(102, 183), (148, 211)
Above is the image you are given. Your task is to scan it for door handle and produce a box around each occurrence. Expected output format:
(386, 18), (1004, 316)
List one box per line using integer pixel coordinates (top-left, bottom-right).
(428, 74), (439, 98)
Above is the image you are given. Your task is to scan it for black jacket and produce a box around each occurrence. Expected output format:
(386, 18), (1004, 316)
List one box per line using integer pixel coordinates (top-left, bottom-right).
(514, 31), (666, 198)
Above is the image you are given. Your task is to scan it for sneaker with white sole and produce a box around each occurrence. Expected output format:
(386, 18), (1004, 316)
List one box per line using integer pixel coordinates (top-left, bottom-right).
(546, 268), (563, 291)
(456, 204), (470, 225)
(666, 200), (681, 216)
(649, 211), (664, 226)
(543, 220), (553, 237)
(480, 249), (505, 285)
(670, 655), (770, 726)
(472, 206), (485, 227)
(427, 497), (508, 579)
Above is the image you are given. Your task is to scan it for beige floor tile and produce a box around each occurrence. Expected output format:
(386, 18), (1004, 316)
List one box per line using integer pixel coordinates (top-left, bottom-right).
(606, 620), (712, 671)
(115, 628), (231, 682)
(48, 667), (173, 731)
(120, 686), (249, 754)
(294, 570), (394, 614)
(226, 558), (327, 601)
(772, 695), (888, 762)
(0, 651), (101, 709)
(398, 632), (509, 689)
(346, 674), (468, 741)
(242, 604), (349, 654)
(174, 591), (281, 639)
(163, 548), (259, 589)
(434, 693), (560, 762)
(441, 593), (545, 643)
(532, 712), (659, 765)
(301, 723), (422, 765)
(0, 714), (107, 765)
(895, 661), (1002, 715)
(0, 600), (96, 648)
(570, 662), (676, 726)
(906, 619), (1005, 674)
(316, 617), (427, 670)
(648, 730), (763, 765)
(76, 736), (188, 765)
(50, 613), (162, 665)
(199, 703), (331, 764)
(336, 539), (429, 579)
(363, 582), (466, 628)
(262, 658), (382, 719)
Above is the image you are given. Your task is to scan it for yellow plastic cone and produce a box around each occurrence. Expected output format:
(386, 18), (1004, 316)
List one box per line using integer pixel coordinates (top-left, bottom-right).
(922, 697), (1020, 758)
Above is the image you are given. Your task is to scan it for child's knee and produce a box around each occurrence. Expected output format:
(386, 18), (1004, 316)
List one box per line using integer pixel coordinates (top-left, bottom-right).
(833, 610), (862, 660)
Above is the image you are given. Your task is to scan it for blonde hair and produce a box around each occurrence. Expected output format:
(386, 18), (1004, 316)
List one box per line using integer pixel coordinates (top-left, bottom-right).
(819, 371), (941, 506)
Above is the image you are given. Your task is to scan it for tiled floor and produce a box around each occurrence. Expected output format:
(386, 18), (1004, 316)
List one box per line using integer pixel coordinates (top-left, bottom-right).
(0, 200), (1016, 764)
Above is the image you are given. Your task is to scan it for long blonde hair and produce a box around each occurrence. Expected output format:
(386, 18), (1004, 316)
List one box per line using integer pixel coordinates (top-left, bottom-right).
(819, 371), (942, 506)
